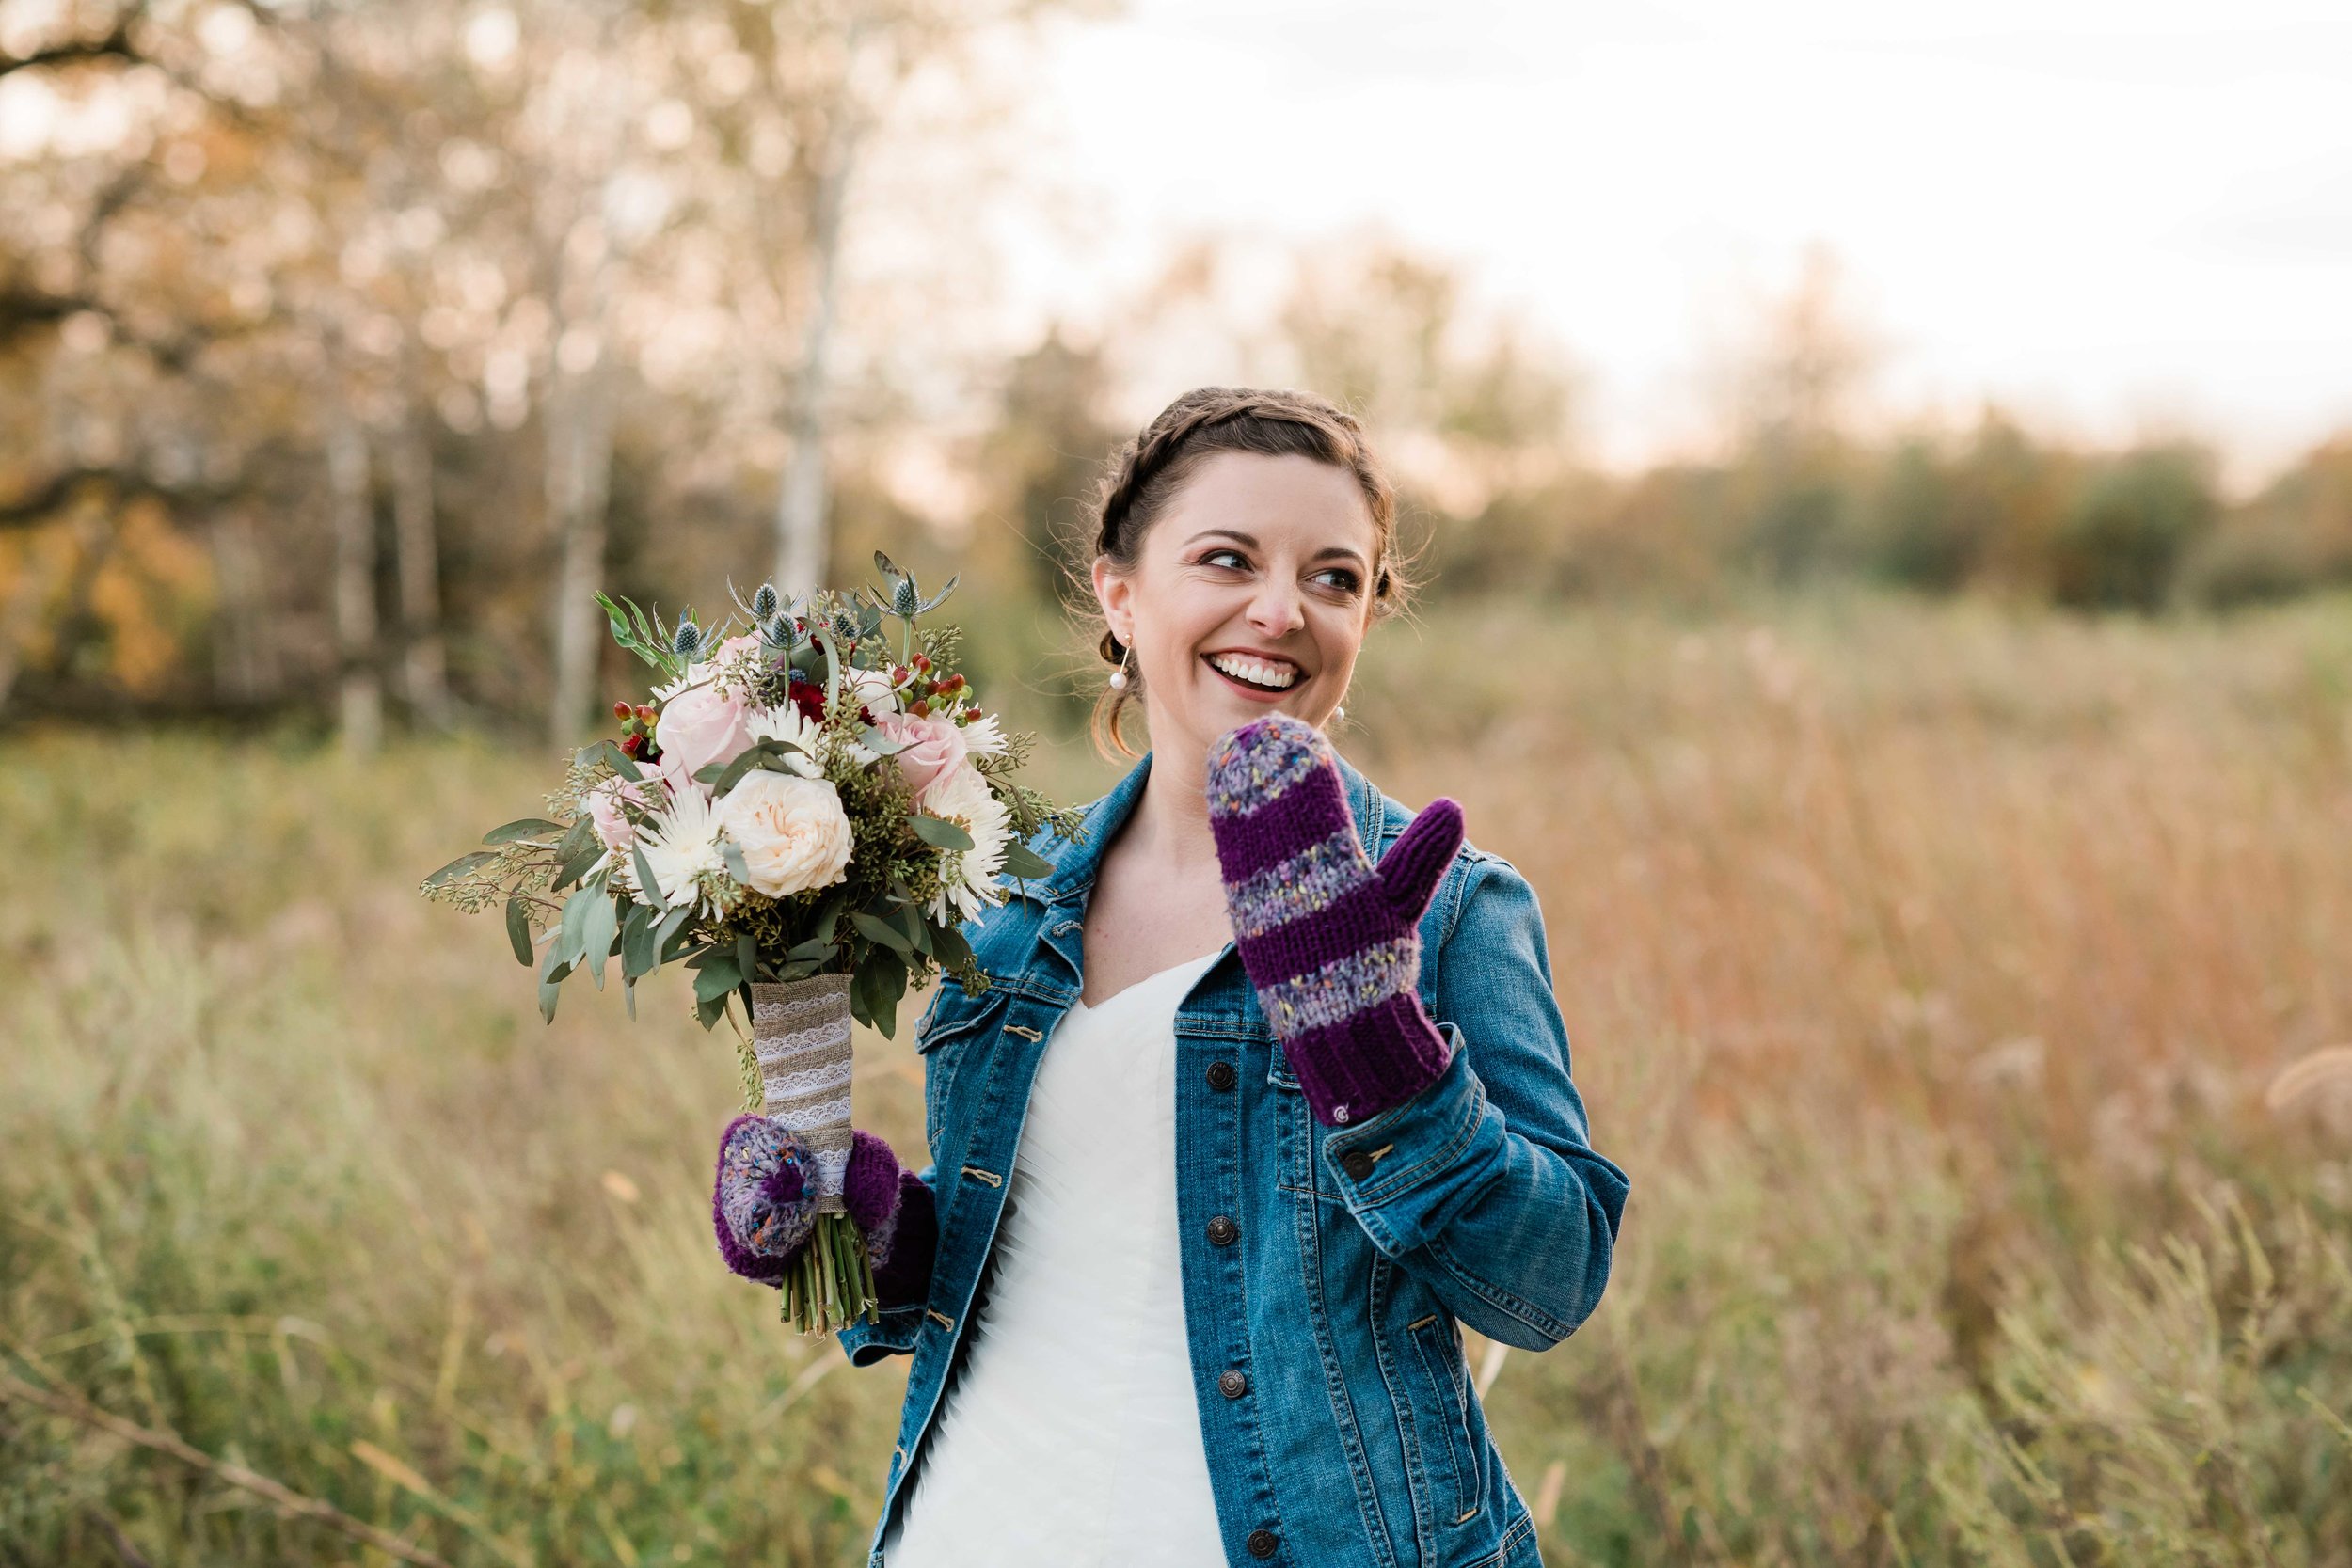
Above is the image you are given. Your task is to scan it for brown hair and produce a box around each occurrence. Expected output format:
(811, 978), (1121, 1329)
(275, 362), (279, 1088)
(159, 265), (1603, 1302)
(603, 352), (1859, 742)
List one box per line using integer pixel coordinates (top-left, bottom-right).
(1073, 386), (1419, 759)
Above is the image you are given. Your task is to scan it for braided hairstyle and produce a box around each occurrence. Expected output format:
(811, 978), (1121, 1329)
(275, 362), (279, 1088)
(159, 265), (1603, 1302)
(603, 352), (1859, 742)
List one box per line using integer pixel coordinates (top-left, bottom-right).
(1078, 386), (1416, 760)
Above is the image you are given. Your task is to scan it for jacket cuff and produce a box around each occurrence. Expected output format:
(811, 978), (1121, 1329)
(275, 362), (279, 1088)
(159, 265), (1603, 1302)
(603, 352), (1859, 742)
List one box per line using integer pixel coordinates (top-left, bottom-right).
(1319, 1021), (1496, 1257)
(836, 1299), (926, 1367)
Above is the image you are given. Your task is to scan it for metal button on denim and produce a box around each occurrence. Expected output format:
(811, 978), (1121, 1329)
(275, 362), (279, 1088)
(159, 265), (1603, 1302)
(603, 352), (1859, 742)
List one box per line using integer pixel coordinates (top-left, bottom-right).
(1206, 1214), (1238, 1245)
(1205, 1059), (1237, 1091)
(1247, 1528), (1279, 1558)
(1218, 1368), (1248, 1398)
(1341, 1148), (1375, 1180)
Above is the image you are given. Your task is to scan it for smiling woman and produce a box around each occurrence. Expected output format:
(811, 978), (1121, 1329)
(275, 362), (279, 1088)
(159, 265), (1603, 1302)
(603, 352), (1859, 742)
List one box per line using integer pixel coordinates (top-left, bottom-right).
(820, 387), (1628, 1568)
(1078, 386), (1421, 757)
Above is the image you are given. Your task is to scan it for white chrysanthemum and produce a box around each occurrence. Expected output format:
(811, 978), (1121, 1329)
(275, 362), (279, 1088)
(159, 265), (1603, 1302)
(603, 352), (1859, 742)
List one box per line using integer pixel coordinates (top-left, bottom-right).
(635, 783), (729, 916)
(919, 762), (1013, 925)
(745, 703), (827, 778)
(960, 709), (1009, 757)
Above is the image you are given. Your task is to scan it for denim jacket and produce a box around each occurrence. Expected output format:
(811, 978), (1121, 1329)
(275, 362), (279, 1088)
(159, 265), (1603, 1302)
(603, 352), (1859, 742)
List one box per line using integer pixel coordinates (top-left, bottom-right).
(837, 746), (1630, 1568)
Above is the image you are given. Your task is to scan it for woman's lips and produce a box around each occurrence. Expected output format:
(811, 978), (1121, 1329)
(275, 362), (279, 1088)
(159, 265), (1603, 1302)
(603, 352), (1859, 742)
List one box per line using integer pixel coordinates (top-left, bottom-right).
(1202, 654), (1298, 703)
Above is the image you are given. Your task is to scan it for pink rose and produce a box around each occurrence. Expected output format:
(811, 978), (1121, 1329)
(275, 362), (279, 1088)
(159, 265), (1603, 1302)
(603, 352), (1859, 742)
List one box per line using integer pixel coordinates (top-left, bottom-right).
(876, 711), (968, 802)
(655, 681), (753, 783)
(585, 775), (650, 851)
(715, 633), (764, 662)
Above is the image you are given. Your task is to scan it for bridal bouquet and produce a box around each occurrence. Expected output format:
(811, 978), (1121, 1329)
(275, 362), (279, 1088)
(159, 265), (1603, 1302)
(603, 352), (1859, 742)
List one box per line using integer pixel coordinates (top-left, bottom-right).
(423, 555), (1080, 1331)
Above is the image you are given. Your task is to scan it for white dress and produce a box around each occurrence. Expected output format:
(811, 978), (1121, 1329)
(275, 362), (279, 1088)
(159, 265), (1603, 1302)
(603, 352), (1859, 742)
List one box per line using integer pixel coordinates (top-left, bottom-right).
(882, 945), (1232, 1568)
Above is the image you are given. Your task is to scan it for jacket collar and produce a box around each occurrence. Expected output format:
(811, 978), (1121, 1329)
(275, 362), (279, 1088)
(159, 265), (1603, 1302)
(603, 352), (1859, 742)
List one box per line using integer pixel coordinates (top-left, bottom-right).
(1036, 741), (1380, 907)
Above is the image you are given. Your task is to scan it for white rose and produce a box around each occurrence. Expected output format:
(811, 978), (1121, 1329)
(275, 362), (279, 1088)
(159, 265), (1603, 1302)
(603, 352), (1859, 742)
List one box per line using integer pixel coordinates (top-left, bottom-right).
(718, 771), (854, 898)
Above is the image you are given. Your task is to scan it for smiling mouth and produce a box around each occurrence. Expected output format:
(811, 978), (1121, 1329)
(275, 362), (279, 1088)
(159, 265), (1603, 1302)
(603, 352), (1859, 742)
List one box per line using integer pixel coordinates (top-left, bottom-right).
(1203, 651), (1302, 691)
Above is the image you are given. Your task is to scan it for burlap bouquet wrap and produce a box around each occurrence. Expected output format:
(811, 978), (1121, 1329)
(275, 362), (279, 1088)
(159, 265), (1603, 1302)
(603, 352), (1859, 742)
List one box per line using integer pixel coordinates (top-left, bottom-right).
(750, 973), (855, 1215)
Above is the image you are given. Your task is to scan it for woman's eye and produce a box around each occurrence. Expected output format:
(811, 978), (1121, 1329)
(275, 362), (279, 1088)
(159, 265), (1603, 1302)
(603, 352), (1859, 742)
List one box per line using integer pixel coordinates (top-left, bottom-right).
(1313, 568), (1361, 593)
(1202, 548), (1249, 570)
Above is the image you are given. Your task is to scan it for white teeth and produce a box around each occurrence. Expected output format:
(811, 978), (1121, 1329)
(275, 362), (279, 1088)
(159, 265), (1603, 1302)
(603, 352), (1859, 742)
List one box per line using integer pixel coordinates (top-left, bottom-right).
(1208, 653), (1298, 690)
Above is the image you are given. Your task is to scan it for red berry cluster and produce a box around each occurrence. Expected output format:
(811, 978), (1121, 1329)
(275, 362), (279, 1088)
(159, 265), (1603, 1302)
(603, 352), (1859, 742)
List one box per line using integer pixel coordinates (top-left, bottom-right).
(612, 700), (662, 761)
(895, 653), (967, 720)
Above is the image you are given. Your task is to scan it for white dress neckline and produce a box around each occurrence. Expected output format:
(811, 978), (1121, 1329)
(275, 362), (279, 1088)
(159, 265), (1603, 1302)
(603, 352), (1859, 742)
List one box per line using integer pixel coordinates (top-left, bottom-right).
(880, 942), (1231, 1567)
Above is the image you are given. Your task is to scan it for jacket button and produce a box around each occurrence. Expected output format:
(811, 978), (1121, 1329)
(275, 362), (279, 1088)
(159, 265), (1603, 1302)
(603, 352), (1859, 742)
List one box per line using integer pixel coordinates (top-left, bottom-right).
(1341, 1148), (1375, 1180)
(1206, 1214), (1239, 1245)
(1247, 1528), (1279, 1558)
(1205, 1059), (1237, 1091)
(1218, 1368), (1248, 1398)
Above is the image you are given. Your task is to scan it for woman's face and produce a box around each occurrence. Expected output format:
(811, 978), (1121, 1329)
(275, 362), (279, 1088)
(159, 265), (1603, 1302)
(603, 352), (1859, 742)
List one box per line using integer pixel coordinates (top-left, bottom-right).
(1092, 450), (1379, 764)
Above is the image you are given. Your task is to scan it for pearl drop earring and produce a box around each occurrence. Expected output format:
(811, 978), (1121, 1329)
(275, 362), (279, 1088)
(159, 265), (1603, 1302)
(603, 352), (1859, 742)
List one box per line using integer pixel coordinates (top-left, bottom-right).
(1108, 645), (1132, 689)
(1332, 703), (1347, 721)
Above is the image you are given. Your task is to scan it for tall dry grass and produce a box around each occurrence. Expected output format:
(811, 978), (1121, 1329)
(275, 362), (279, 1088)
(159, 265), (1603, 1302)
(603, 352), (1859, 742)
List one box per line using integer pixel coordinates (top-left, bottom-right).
(5, 589), (2350, 1564)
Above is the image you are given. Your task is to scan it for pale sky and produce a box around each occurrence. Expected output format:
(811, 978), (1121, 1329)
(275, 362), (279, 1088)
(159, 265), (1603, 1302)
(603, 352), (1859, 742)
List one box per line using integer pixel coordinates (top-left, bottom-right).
(1000, 0), (2352, 487)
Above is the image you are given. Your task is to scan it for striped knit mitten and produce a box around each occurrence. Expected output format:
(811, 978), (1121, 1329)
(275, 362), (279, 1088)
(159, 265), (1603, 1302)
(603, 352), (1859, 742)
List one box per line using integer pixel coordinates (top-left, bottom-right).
(1206, 712), (1467, 1128)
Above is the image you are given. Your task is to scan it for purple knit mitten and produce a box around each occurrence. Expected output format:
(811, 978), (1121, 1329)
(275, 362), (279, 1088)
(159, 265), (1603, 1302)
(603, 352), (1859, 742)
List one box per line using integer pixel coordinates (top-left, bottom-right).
(1206, 712), (1467, 1128)
(714, 1119), (928, 1289)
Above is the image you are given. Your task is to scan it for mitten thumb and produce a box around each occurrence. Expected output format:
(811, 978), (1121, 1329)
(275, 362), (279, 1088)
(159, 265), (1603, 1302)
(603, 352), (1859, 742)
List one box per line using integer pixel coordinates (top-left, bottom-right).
(1378, 798), (1464, 925)
(842, 1129), (907, 1236)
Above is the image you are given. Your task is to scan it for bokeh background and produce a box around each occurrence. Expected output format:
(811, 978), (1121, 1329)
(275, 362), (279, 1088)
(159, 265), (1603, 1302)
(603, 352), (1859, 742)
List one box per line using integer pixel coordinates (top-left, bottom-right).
(6, 2), (2352, 1563)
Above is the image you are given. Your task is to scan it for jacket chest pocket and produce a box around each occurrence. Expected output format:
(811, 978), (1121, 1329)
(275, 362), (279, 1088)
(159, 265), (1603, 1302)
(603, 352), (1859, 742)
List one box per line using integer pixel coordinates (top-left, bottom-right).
(914, 984), (1009, 1155)
(1263, 1033), (1329, 1200)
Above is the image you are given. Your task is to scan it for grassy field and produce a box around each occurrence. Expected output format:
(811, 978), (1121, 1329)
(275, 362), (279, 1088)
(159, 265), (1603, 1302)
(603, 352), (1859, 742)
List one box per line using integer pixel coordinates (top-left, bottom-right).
(7, 591), (2352, 1565)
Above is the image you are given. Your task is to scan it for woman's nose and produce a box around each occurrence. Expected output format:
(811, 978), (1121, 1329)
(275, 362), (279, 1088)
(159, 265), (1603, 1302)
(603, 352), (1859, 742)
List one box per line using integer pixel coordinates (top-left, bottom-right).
(1248, 580), (1305, 638)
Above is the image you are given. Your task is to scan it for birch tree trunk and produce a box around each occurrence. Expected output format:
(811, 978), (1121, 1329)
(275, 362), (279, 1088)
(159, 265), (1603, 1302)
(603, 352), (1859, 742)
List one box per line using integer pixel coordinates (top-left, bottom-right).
(773, 115), (862, 601)
(327, 405), (382, 756)
(545, 341), (613, 745)
(391, 399), (450, 729)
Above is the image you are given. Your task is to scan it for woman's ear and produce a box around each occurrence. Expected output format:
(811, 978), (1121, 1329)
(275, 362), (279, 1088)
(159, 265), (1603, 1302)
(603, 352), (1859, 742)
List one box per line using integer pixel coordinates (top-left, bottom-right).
(1091, 554), (1133, 646)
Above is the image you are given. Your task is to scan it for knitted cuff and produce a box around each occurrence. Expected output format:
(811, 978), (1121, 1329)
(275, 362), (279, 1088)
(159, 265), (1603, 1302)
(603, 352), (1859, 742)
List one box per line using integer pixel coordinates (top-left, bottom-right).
(1280, 986), (1454, 1128)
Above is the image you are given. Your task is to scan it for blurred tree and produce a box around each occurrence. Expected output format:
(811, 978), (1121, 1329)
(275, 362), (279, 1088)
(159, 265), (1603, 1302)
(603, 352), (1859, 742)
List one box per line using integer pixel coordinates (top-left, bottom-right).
(2050, 441), (2218, 611)
(2181, 435), (2352, 608)
(976, 325), (1120, 604)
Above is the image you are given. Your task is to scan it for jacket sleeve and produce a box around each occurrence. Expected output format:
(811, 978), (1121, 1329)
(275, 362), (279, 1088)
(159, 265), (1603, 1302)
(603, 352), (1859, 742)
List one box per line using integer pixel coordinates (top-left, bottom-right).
(1317, 853), (1629, 1351)
(834, 1162), (939, 1367)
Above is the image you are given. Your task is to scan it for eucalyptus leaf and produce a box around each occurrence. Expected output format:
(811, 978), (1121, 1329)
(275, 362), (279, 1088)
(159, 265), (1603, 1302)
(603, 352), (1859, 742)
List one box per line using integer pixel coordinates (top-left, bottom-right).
(621, 902), (656, 981)
(930, 922), (974, 972)
(692, 955), (742, 1006)
(552, 841), (602, 893)
(851, 911), (913, 956)
(539, 973), (564, 1024)
(859, 725), (909, 757)
(557, 886), (595, 968)
(555, 816), (596, 864)
(898, 903), (932, 957)
(1001, 840), (1055, 879)
(721, 840), (753, 887)
(485, 817), (564, 846)
(631, 847), (661, 907)
(582, 890), (618, 990)
(596, 739), (644, 783)
(425, 850), (497, 889)
(624, 976), (637, 1022)
(908, 813), (974, 851)
(736, 930), (760, 988)
(786, 935), (837, 963)
(504, 896), (534, 966)
(656, 904), (694, 960)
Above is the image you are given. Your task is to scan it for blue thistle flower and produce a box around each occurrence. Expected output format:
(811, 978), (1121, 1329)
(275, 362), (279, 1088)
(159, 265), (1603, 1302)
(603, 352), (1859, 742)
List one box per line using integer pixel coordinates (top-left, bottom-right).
(673, 620), (703, 657)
